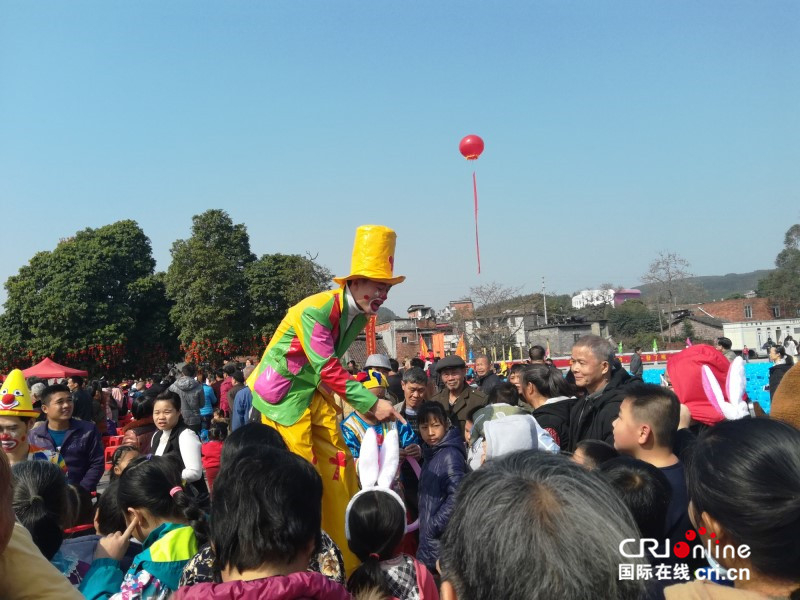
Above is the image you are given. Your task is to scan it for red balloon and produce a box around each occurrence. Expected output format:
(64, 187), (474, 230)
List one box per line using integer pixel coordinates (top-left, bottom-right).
(459, 135), (484, 160)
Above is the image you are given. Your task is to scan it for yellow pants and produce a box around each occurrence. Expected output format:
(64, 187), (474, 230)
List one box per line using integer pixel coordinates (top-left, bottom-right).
(262, 390), (360, 574)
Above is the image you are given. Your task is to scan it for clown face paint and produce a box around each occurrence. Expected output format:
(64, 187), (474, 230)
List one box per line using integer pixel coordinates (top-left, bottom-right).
(349, 279), (392, 314)
(0, 417), (27, 455)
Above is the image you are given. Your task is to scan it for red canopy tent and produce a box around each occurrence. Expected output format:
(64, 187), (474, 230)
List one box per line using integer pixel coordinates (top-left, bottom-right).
(22, 357), (88, 379)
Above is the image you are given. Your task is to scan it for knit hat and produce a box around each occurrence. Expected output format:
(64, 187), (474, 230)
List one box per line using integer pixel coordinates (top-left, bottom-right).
(0, 369), (40, 418)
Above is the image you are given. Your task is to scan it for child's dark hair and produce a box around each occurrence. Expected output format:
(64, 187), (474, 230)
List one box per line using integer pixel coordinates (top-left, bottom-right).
(95, 480), (127, 535)
(211, 446), (322, 574)
(68, 484), (95, 528)
(11, 461), (72, 559)
(623, 384), (680, 448)
(118, 455), (208, 545)
(574, 439), (619, 469)
(487, 382), (520, 405)
(686, 419), (800, 586)
(209, 421), (228, 442)
(110, 445), (139, 480)
(418, 401), (449, 428)
(221, 423), (287, 466)
(346, 491), (406, 597)
(598, 456), (672, 540)
(154, 390), (182, 412)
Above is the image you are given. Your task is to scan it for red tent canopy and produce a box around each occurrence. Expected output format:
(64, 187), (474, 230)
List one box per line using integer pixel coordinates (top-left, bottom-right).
(22, 357), (88, 379)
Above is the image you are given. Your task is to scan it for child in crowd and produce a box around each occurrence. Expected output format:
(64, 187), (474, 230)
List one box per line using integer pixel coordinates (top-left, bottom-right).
(59, 480), (143, 582)
(416, 402), (466, 572)
(667, 419), (800, 598)
(109, 445), (139, 480)
(201, 422), (227, 492)
(571, 439), (619, 469)
(345, 428), (439, 600)
(612, 383), (703, 568)
(172, 446), (350, 600)
(341, 369), (418, 459)
(79, 455), (207, 599)
(598, 456), (672, 541)
(347, 490), (439, 599)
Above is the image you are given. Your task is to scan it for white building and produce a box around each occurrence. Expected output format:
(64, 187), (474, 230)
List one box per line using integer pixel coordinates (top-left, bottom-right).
(723, 318), (800, 356)
(571, 289), (615, 309)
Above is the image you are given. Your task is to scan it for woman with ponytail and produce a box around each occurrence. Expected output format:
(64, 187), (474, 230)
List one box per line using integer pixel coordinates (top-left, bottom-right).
(80, 455), (207, 599)
(520, 364), (578, 450)
(666, 419), (800, 599)
(11, 459), (92, 585)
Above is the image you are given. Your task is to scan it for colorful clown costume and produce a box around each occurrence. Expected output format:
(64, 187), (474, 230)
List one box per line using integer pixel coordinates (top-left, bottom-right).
(248, 225), (405, 574)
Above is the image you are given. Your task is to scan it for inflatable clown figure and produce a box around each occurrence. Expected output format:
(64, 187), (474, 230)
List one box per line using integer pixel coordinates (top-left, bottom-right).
(0, 370), (66, 471)
(247, 224), (405, 571)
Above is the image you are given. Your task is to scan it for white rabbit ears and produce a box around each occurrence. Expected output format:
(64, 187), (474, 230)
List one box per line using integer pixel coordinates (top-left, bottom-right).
(345, 427), (407, 540)
(358, 428), (400, 490)
(702, 356), (749, 421)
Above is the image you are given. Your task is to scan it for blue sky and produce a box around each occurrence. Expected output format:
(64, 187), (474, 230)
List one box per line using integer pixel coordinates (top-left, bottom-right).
(1, 1), (798, 315)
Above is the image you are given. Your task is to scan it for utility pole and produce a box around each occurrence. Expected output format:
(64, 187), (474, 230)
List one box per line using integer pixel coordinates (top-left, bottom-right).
(542, 276), (548, 325)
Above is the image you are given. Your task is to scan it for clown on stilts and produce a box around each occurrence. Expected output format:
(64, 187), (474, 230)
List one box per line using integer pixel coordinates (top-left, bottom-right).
(247, 224), (405, 572)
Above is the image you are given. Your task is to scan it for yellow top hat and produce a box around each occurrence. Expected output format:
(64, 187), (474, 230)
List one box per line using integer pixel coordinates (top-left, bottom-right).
(333, 224), (406, 286)
(0, 369), (40, 419)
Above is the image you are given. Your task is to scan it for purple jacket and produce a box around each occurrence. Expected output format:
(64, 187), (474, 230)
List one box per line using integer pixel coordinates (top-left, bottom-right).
(172, 571), (350, 600)
(28, 418), (105, 492)
(417, 426), (467, 570)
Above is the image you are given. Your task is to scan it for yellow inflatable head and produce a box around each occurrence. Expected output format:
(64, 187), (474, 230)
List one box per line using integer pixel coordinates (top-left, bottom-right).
(0, 369), (40, 418)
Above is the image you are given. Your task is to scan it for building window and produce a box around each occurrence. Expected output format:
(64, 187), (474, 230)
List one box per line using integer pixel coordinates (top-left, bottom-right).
(744, 305), (752, 319)
(401, 336), (408, 344)
(772, 305), (781, 318)
(573, 333), (581, 342)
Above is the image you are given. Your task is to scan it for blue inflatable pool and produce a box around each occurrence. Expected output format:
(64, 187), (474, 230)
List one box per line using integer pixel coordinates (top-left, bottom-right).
(642, 363), (772, 413)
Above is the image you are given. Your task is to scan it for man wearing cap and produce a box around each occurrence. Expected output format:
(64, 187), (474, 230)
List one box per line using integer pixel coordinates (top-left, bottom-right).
(431, 355), (487, 436)
(247, 224), (405, 571)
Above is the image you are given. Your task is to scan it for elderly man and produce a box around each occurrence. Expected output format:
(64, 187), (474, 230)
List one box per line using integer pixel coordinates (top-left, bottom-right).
(438, 452), (646, 600)
(567, 335), (637, 451)
(473, 355), (501, 395)
(431, 355), (486, 435)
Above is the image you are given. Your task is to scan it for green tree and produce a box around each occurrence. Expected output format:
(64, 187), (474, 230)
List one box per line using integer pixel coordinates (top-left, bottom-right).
(165, 210), (255, 363)
(608, 300), (660, 338)
(246, 253), (333, 341)
(0, 220), (174, 373)
(681, 319), (696, 341)
(758, 224), (800, 316)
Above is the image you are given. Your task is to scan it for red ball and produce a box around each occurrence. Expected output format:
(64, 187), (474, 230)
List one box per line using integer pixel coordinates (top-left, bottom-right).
(459, 135), (484, 160)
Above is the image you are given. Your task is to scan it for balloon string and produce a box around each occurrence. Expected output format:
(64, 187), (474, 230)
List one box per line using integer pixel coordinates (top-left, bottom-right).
(473, 170), (481, 274)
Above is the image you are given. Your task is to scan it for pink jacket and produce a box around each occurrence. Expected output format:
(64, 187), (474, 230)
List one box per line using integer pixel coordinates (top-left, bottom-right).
(172, 571), (350, 600)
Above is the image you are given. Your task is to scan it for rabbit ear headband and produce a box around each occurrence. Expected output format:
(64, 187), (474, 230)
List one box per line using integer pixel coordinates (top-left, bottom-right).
(344, 427), (407, 540)
(702, 356), (749, 421)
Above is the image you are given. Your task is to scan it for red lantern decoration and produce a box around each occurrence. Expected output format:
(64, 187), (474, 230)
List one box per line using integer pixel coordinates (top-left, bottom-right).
(459, 135), (484, 160)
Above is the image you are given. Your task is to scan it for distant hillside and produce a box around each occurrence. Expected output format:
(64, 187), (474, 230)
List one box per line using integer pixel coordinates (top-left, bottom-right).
(635, 270), (773, 303)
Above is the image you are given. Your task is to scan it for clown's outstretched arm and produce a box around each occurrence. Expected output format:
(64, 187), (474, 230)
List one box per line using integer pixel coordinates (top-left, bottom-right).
(299, 309), (404, 422)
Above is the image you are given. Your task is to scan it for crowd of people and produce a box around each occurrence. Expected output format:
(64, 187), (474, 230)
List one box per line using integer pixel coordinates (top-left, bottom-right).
(1, 224), (798, 600)
(0, 332), (798, 599)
